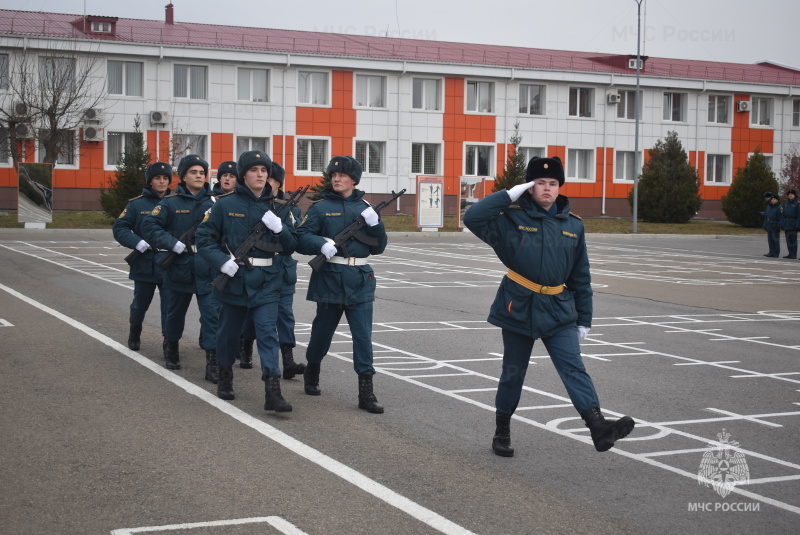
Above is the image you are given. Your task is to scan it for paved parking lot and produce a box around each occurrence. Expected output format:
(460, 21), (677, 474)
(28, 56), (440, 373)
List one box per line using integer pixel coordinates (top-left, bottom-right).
(1, 229), (798, 534)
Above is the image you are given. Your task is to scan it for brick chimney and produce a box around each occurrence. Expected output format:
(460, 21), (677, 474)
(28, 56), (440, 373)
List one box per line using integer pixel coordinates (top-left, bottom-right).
(165, 3), (174, 25)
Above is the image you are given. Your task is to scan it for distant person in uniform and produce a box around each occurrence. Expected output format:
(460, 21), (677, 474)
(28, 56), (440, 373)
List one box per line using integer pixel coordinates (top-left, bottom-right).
(214, 161), (238, 196)
(761, 192), (782, 258)
(296, 155), (388, 414)
(464, 156), (635, 457)
(781, 189), (799, 259)
(113, 161), (173, 351)
(142, 155), (219, 383)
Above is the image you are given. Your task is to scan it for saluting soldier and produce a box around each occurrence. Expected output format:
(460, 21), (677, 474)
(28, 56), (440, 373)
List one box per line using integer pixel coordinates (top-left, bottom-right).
(296, 155), (387, 414)
(112, 161), (173, 351)
(464, 156), (635, 457)
(196, 151), (297, 410)
(141, 154), (219, 382)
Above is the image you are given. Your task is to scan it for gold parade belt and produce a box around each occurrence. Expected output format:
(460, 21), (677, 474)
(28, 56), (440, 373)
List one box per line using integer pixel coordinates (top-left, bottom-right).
(506, 269), (565, 295)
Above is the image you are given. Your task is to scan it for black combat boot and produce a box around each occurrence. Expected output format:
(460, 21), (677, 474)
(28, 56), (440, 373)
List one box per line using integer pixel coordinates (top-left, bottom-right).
(204, 349), (219, 384)
(280, 344), (306, 380)
(581, 406), (635, 452)
(238, 337), (254, 369)
(357, 372), (384, 414)
(304, 361), (321, 395)
(164, 340), (181, 370)
(264, 375), (292, 412)
(162, 338), (169, 355)
(492, 414), (514, 457)
(127, 323), (142, 351)
(217, 366), (235, 400)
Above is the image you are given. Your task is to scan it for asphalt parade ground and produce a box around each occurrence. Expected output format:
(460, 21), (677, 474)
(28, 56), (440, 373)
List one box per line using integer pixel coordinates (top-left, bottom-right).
(1, 228), (798, 535)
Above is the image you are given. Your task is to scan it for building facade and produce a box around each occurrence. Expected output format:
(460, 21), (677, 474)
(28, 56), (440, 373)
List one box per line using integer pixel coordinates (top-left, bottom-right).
(1, 5), (799, 217)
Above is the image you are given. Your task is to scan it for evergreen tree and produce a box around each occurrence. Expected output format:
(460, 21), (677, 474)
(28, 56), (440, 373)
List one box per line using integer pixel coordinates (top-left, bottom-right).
(492, 121), (527, 193)
(628, 131), (702, 223)
(308, 168), (332, 202)
(99, 115), (151, 219)
(721, 149), (779, 228)
(779, 143), (800, 197)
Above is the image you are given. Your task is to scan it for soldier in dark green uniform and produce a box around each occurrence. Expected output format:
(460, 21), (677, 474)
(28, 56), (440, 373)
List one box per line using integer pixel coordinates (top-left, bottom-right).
(113, 161), (173, 351)
(782, 189), (799, 259)
(464, 156), (635, 457)
(196, 151), (297, 410)
(296, 155), (388, 414)
(141, 155), (219, 382)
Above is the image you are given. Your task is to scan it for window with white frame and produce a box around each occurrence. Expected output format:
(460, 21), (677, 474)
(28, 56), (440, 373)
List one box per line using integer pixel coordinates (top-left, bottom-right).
(615, 151), (640, 181)
(569, 87), (594, 118)
(466, 81), (494, 113)
(39, 57), (76, 91)
(38, 129), (76, 165)
(296, 138), (328, 173)
(707, 95), (730, 124)
(355, 140), (385, 174)
(173, 134), (207, 161)
(465, 144), (493, 176)
(355, 75), (386, 108)
(298, 71), (329, 105)
(108, 60), (143, 97)
(174, 64), (207, 100)
(793, 100), (800, 127)
(519, 146), (545, 164)
(236, 136), (269, 156)
(412, 78), (441, 111)
(237, 68), (269, 102)
(0, 53), (9, 90)
(751, 97), (772, 126)
(106, 132), (141, 167)
(567, 148), (593, 180)
(91, 21), (112, 33)
(662, 92), (687, 122)
(617, 90), (640, 120)
(706, 154), (729, 183)
(411, 142), (440, 174)
(519, 84), (544, 115)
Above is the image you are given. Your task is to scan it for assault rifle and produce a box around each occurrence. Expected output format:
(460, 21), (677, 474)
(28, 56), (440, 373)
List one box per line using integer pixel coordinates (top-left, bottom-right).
(156, 216), (206, 270)
(124, 247), (145, 266)
(308, 189), (405, 272)
(212, 185), (309, 292)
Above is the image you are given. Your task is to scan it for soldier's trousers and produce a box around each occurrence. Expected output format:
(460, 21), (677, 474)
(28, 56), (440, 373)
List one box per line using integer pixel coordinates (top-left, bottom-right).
(784, 230), (797, 257)
(767, 229), (781, 256)
(130, 280), (170, 337)
(165, 290), (217, 349)
(218, 301), (280, 378)
(241, 293), (296, 347)
(305, 301), (375, 375)
(495, 327), (600, 417)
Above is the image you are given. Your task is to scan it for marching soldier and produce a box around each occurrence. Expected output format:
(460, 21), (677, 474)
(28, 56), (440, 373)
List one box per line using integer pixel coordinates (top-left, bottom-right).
(296, 155), (388, 413)
(141, 154), (219, 382)
(213, 160), (238, 196)
(196, 151), (297, 410)
(112, 161), (173, 351)
(464, 156), (635, 457)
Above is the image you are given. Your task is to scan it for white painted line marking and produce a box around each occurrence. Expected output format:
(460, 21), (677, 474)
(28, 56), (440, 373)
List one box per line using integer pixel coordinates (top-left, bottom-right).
(111, 515), (307, 534)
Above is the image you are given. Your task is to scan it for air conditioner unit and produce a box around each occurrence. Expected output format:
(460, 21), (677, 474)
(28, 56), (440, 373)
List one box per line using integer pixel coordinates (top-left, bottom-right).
(83, 107), (103, 122)
(15, 123), (34, 139)
(607, 93), (621, 104)
(12, 101), (29, 118)
(150, 110), (169, 125)
(83, 126), (104, 141)
(737, 100), (751, 112)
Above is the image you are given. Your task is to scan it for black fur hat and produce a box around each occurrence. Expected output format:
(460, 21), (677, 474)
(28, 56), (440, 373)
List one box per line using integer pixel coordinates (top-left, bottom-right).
(764, 191), (774, 198)
(270, 161), (285, 187)
(787, 189), (798, 197)
(326, 155), (362, 185)
(177, 154), (208, 180)
(216, 160), (238, 180)
(146, 161), (173, 185)
(526, 156), (565, 186)
(237, 150), (272, 183)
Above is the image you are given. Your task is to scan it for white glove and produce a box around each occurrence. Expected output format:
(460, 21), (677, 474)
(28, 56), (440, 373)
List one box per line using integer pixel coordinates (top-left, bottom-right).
(320, 241), (337, 259)
(577, 326), (591, 340)
(361, 207), (379, 227)
(135, 240), (150, 253)
(262, 211), (283, 233)
(171, 241), (186, 254)
(508, 181), (536, 202)
(220, 259), (239, 277)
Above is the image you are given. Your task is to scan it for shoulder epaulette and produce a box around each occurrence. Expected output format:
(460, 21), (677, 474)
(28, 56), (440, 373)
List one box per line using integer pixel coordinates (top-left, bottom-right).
(163, 192), (179, 199)
(569, 212), (583, 221)
(127, 194), (143, 202)
(310, 198), (324, 205)
(215, 191), (235, 198)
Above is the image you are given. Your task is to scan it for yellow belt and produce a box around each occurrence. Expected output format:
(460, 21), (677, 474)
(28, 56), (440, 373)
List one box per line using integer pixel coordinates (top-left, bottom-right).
(507, 269), (565, 295)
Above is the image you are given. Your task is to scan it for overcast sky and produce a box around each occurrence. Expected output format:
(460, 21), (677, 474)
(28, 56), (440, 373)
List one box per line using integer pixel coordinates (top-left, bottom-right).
(4, 0), (798, 68)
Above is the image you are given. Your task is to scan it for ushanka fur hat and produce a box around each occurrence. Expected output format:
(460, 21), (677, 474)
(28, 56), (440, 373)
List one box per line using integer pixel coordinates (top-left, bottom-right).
(177, 154), (208, 180)
(237, 150), (272, 183)
(326, 155), (362, 185)
(526, 156), (565, 186)
(146, 161), (173, 185)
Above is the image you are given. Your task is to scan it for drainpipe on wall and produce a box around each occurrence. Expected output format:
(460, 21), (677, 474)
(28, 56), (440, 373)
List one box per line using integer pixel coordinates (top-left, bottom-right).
(156, 45), (163, 160)
(505, 68), (514, 191)
(697, 80), (706, 177)
(601, 75), (614, 216)
(282, 54), (290, 171)
(398, 61), (405, 206)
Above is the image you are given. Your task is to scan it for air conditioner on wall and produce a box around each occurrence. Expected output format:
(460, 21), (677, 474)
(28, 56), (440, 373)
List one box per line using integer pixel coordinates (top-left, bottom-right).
(15, 123), (34, 138)
(83, 126), (104, 141)
(737, 100), (751, 112)
(607, 93), (621, 104)
(150, 110), (169, 125)
(12, 101), (29, 118)
(83, 108), (103, 122)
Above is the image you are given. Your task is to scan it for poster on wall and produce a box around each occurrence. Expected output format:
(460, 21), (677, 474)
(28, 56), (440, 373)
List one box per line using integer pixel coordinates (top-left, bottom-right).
(416, 175), (444, 229)
(458, 176), (492, 228)
(18, 163), (54, 227)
